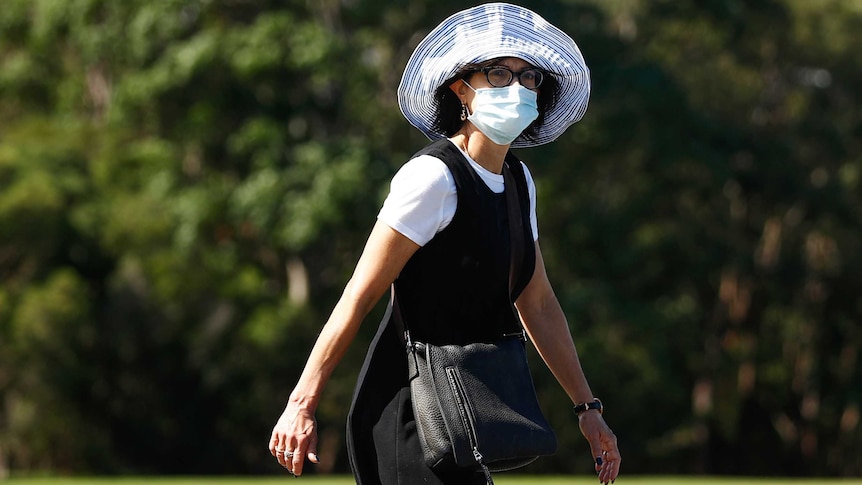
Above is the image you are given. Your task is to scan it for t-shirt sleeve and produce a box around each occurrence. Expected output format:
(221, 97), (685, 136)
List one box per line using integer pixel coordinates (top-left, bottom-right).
(522, 162), (539, 241)
(377, 155), (456, 246)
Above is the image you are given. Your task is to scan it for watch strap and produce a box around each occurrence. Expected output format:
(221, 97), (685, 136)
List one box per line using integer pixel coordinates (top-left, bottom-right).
(573, 398), (603, 416)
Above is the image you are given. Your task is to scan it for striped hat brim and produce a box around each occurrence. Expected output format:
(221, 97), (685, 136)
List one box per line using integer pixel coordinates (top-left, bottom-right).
(397, 2), (590, 148)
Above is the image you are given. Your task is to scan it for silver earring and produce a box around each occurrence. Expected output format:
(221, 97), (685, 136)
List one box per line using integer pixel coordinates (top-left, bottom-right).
(460, 103), (467, 121)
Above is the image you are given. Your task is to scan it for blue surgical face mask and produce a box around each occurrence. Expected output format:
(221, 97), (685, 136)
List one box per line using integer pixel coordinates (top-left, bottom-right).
(464, 81), (539, 145)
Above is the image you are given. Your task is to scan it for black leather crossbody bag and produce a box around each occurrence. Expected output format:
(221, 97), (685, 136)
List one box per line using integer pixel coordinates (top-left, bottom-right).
(394, 162), (557, 483)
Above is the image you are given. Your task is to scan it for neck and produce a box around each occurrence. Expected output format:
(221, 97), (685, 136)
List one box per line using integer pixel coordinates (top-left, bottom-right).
(451, 125), (509, 174)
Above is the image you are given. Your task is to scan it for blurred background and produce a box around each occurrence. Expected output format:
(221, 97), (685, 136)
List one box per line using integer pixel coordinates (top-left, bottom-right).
(0, 0), (860, 479)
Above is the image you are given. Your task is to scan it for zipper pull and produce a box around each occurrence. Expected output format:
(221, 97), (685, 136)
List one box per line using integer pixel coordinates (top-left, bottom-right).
(473, 447), (494, 484)
(502, 330), (528, 341)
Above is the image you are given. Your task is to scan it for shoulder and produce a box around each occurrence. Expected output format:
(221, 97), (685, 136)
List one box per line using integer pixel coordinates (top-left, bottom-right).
(391, 155), (453, 192)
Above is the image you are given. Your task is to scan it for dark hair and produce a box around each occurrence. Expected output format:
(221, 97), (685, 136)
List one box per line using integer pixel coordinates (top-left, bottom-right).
(431, 58), (561, 144)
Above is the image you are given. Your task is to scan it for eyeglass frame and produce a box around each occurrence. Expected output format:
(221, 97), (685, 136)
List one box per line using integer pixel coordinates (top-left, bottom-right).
(477, 65), (546, 89)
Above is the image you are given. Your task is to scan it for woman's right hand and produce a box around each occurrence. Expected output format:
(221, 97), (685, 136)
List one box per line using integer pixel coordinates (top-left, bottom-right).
(267, 222), (419, 475)
(269, 403), (320, 476)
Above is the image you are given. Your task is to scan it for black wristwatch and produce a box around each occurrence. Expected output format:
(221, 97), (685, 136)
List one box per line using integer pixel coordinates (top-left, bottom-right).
(573, 398), (603, 417)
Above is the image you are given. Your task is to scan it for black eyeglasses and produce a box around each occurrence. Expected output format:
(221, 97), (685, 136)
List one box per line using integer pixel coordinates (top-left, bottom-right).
(479, 66), (545, 89)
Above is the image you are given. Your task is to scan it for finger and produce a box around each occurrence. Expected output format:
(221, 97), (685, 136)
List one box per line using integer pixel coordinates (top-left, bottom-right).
(308, 433), (320, 464)
(277, 440), (293, 469)
(610, 453), (621, 483)
(597, 452), (612, 483)
(599, 444), (621, 483)
(291, 447), (304, 476)
(587, 438), (603, 473)
(600, 459), (619, 485)
(273, 437), (289, 466)
(269, 433), (280, 457)
(278, 448), (290, 468)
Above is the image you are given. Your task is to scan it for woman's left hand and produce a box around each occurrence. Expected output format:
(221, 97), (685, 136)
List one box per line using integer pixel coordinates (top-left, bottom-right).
(578, 411), (620, 484)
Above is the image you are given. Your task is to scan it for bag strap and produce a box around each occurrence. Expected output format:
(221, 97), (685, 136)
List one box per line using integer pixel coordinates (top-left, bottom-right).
(502, 158), (526, 332)
(392, 285), (408, 346)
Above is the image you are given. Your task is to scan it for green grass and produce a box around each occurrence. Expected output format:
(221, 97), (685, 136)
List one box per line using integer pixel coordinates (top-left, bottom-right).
(4, 477), (862, 485)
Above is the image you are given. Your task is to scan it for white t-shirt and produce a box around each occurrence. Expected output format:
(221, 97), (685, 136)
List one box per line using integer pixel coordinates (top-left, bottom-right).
(378, 140), (539, 247)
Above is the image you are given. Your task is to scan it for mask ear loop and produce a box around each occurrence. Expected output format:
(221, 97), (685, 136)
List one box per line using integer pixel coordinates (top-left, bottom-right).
(459, 80), (476, 121)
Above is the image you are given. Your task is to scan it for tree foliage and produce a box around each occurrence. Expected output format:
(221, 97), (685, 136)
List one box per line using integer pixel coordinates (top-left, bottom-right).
(0, 0), (859, 477)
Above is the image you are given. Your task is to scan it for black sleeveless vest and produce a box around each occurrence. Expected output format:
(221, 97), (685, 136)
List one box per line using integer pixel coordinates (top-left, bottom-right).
(393, 139), (536, 344)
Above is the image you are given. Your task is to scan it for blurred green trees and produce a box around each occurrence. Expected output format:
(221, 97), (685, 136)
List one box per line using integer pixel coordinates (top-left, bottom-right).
(0, 0), (859, 478)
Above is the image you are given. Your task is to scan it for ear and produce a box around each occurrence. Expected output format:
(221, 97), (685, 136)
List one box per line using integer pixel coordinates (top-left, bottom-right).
(448, 79), (467, 98)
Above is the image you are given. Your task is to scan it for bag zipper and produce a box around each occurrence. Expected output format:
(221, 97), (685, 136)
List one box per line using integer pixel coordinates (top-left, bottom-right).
(446, 367), (494, 484)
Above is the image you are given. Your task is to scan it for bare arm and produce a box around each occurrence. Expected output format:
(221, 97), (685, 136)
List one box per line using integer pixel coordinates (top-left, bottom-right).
(515, 241), (620, 484)
(269, 220), (420, 476)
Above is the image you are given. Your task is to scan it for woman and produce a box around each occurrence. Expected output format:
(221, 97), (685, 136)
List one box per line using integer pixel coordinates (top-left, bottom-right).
(269, 3), (620, 484)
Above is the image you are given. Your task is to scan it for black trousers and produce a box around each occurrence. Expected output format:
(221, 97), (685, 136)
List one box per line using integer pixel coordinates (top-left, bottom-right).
(347, 307), (486, 484)
(369, 386), (486, 484)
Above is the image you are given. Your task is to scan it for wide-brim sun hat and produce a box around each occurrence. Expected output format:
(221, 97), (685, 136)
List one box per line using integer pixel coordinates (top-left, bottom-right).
(398, 2), (590, 148)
